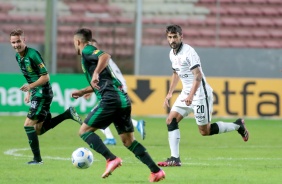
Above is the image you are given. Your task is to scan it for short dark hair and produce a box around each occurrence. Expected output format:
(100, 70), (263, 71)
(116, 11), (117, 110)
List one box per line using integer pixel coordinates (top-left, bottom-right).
(166, 25), (182, 35)
(74, 28), (92, 43)
(10, 29), (24, 37)
(91, 38), (98, 44)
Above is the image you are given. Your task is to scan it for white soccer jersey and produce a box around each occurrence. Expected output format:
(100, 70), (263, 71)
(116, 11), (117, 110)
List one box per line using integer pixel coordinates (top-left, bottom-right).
(108, 58), (128, 92)
(169, 43), (213, 100)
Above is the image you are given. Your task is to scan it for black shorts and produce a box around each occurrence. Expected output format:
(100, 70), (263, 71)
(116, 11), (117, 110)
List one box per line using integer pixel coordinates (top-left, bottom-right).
(85, 100), (134, 135)
(27, 96), (52, 123)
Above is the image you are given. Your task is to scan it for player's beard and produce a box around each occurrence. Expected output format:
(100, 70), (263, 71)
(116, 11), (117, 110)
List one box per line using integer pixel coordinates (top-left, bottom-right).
(169, 42), (180, 50)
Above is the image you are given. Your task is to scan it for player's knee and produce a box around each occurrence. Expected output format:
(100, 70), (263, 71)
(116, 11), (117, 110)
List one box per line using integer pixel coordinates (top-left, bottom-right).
(120, 133), (134, 147)
(167, 118), (179, 131)
(199, 129), (209, 136)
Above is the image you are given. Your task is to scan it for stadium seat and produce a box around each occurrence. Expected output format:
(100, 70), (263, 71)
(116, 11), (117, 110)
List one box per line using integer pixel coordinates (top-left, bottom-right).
(238, 18), (257, 27)
(234, 29), (252, 38)
(221, 17), (240, 27)
(261, 7), (280, 17)
(199, 29), (216, 38)
(232, 0), (251, 4)
(246, 40), (264, 48)
(256, 18), (275, 27)
(226, 6), (246, 16)
(87, 4), (107, 13)
(243, 7), (263, 17)
(273, 18), (282, 27)
(269, 29), (282, 38)
(249, 0), (268, 4)
(218, 29), (235, 38)
(183, 29), (202, 38)
(267, 0), (282, 4)
(228, 40), (247, 47)
(252, 29), (270, 38)
(263, 41), (281, 48)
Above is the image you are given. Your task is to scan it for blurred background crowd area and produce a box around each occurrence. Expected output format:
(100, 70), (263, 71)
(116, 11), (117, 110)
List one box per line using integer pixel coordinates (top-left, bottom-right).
(0, 0), (281, 73)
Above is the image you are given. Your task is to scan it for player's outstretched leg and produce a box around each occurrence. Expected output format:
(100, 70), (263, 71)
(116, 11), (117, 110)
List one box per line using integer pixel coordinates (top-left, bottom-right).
(102, 157), (122, 178)
(157, 156), (181, 167)
(234, 119), (249, 142)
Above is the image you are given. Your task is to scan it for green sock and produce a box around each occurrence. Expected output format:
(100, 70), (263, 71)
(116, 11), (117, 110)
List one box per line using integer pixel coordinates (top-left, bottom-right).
(24, 126), (42, 161)
(128, 140), (160, 173)
(81, 132), (116, 160)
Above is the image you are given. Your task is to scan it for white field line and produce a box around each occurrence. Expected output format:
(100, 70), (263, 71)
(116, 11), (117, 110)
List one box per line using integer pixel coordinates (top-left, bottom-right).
(4, 148), (282, 165)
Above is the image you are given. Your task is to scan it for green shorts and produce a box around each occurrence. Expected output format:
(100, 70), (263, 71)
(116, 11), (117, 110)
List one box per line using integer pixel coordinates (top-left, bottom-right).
(27, 96), (52, 123)
(85, 99), (134, 135)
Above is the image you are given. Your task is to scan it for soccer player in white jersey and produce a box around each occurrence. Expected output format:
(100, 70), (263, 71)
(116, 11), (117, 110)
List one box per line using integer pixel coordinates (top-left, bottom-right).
(84, 39), (146, 145)
(157, 25), (249, 167)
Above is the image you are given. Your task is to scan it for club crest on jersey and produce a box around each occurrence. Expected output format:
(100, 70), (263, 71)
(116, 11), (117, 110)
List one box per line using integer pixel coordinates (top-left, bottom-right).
(27, 66), (33, 72)
(93, 50), (100, 55)
(186, 57), (191, 66)
(38, 63), (45, 68)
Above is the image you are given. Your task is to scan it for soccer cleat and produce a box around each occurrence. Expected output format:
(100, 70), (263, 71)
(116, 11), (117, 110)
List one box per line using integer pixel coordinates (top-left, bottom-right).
(157, 156), (181, 167)
(103, 138), (117, 145)
(27, 160), (43, 165)
(234, 118), (249, 142)
(69, 107), (82, 124)
(101, 157), (122, 178)
(137, 120), (146, 140)
(149, 169), (165, 182)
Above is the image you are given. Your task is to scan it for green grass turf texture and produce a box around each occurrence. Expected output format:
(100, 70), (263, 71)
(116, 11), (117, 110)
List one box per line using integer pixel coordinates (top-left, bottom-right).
(0, 116), (281, 184)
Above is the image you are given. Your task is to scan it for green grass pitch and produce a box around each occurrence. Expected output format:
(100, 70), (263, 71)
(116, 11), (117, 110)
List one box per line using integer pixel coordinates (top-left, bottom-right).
(0, 116), (281, 184)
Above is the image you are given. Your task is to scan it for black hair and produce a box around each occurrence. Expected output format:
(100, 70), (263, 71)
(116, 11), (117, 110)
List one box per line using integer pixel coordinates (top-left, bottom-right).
(166, 24), (182, 35)
(74, 28), (92, 43)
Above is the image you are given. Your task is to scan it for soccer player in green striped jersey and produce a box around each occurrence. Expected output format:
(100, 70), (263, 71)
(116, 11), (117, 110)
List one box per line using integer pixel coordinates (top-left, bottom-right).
(71, 28), (165, 182)
(10, 29), (82, 165)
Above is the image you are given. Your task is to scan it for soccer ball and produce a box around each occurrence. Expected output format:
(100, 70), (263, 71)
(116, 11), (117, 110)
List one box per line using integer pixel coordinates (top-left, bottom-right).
(71, 147), (94, 169)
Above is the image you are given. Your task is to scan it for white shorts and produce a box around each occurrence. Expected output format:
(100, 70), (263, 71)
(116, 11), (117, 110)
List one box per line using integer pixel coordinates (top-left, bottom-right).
(170, 92), (213, 125)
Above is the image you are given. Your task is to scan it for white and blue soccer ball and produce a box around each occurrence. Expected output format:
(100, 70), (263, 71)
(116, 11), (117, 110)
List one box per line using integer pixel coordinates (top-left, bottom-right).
(71, 147), (94, 169)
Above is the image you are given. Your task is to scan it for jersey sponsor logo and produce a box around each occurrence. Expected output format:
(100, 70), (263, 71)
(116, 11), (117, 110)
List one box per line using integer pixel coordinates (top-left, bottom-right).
(195, 115), (205, 119)
(30, 101), (37, 108)
(178, 74), (188, 78)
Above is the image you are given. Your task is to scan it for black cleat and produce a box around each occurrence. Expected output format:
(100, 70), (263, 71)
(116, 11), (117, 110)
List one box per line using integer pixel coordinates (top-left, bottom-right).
(27, 160), (43, 165)
(234, 119), (249, 142)
(157, 156), (181, 167)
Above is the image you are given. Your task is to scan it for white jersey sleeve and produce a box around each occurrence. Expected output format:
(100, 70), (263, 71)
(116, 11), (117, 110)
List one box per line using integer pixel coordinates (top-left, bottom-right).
(108, 59), (128, 92)
(169, 43), (213, 100)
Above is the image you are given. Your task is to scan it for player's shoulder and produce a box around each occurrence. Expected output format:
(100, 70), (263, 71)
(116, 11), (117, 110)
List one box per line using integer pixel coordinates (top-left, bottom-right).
(27, 47), (38, 53)
(182, 43), (194, 52)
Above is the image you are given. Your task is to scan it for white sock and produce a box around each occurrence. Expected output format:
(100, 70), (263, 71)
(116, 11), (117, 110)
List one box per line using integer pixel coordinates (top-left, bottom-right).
(100, 127), (114, 139)
(131, 119), (138, 127)
(168, 129), (180, 158)
(216, 121), (240, 134)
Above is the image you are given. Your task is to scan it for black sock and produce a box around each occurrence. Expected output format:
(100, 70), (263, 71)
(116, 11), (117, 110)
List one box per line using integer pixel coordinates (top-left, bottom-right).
(81, 132), (116, 160)
(210, 123), (219, 135)
(128, 140), (160, 173)
(24, 126), (42, 161)
(40, 111), (69, 135)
